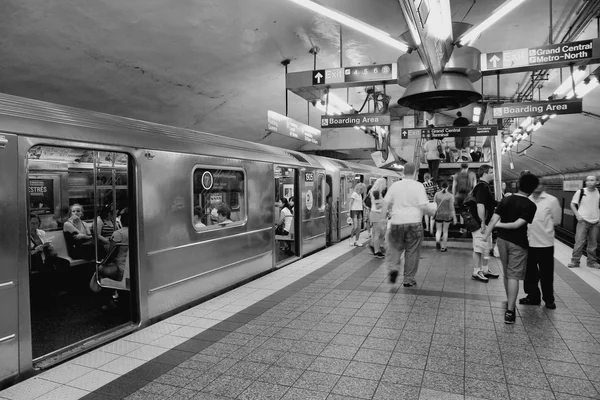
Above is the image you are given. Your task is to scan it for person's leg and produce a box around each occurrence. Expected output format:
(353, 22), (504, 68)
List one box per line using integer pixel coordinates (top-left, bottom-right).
(403, 223), (424, 285)
(435, 221), (442, 248)
(522, 248), (541, 303)
(386, 225), (403, 282)
(424, 214), (430, 234)
(429, 216), (434, 236)
(442, 221), (450, 249)
(355, 213), (362, 243)
(539, 246), (555, 306)
(497, 238), (509, 293)
(427, 160), (434, 178)
(373, 222), (382, 253)
(506, 243), (528, 318)
(570, 220), (588, 266)
(586, 223), (599, 265)
(431, 160), (440, 181)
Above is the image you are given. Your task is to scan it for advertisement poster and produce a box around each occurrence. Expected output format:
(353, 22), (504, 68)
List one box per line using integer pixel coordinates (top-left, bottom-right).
(283, 184), (294, 201)
(29, 179), (54, 213)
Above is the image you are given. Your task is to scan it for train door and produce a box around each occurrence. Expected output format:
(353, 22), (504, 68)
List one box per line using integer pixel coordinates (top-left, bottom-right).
(26, 145), (136, 365)
(325, 174), (336, 244)
(339, 172), (353, 240)
(274, 166), (299, 265)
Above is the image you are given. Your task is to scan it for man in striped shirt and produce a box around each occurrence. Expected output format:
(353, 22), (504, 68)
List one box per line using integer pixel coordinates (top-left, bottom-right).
(423, 172), (437, 236)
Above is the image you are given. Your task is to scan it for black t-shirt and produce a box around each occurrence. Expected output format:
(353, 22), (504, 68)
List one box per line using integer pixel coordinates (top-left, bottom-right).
(471, 150), (482, 162)
(453, 117), (470, 127)
(494, 194), (537, 249)
(471, 181), (496, 225)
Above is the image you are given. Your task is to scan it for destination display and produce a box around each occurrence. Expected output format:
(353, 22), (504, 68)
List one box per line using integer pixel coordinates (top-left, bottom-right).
(267, 110), (321, 145)
(492, 99), (582, 118)
(287, 63), (398, 92)
(321, 113), (390, 128)
(401, 125), (498, 139)
(481, 38), (600, 76)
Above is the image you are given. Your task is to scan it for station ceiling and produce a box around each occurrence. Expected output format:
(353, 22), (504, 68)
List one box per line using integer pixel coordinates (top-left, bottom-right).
(1, 0), (599, 178)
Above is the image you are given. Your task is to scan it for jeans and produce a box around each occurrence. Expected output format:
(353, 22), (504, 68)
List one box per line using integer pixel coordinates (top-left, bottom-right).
(427, 159), (440, 181)
(571, 220), (600, 265)
(371, 221), (387, 253)
(387, 223), (423, 284)
(524, 246), (554, 304)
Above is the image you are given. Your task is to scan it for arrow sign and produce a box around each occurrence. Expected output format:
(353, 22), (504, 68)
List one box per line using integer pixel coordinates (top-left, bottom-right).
(489, 55), (500, 68)
(312, 70), (325, 85)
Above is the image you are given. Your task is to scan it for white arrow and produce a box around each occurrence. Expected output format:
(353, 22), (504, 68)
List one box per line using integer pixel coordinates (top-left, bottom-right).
(314, 72), (324, 83)
(489, 55), (501, 68)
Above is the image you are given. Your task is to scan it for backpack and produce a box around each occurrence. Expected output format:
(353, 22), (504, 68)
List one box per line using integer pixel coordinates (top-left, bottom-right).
(460, 182), (488, 232)
(574, 188), (600, 209)
(364, 191), (372, 208)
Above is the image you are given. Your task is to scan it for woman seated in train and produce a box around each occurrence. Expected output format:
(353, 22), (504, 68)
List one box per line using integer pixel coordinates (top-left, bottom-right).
(276, 198), (293, 236)
(63, 203), (94, 260)
(98, 208), (129, 282)
(96, 205), (116, 257)
(30, 214), (70, 272)
(216, 204), (233, 225)
(287, 197), (295, 215)
(193, 206), (206, 228)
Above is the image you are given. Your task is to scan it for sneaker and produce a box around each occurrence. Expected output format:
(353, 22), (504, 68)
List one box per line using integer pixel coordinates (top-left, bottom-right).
(568, 263), (580, 268)
(483, 270), (499, 279)
(588, 262), (600, 269)
(369, 245), (375, 255)
(436, 242), (441, 251)
(545, 303), (557, 310)
(389, 270), (399, 284)
(471, 271), (489, 282)
(440, 248), (448, 252)
(375, 252), (385, 259)
(504, 309), (516, 324)
(355, 242), (363, 247)
(403, 282), (416, 288)
(519, 297), (541, 306)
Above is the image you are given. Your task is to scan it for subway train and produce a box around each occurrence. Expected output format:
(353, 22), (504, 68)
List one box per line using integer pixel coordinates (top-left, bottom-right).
(0, 93), (401, 387)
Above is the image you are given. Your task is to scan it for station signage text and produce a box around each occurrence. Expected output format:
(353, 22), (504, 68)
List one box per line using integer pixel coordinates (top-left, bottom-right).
(321, 113), (390, 128)
(401, 125), (498, 139)
(492, 99), (582, 118)
(267, 110), (321, 146)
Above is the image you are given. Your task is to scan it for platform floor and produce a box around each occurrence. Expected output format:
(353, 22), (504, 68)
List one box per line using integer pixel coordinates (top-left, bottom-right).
(4, 237), (600, 400)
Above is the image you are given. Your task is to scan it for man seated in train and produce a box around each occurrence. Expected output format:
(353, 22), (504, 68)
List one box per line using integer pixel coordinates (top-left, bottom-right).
(216, 204), (233, 225)
(193, 206), (206, 229)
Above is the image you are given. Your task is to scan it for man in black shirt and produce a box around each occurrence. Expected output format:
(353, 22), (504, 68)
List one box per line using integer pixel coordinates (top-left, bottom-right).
(483, 173), (539, 324)
(471, 165), (499, 283)
(453, 111), (471, 161)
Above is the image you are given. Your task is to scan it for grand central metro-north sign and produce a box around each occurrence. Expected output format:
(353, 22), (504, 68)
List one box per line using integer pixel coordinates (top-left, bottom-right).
(481, 38), (600, 76)
(401, 125), (498, 139)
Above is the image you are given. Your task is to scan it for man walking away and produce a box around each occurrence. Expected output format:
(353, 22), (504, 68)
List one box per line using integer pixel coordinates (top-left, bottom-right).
(453, 163), (476, 224)
(484, 173), (539, 324)
(423, 172), (437, 236)
(568, 175), (600, 269)
(383, 163), (436, 287)
(453, 112), (471, 162)
(471, 165), (500, 282)
(520, 180), (561, 309)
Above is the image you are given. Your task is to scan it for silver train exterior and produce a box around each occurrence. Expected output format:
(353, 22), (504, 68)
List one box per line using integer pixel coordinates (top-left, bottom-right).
(0, 93), (400, 387)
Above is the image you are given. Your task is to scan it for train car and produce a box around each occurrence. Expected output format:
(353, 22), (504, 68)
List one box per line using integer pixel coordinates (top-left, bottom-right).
(0, 93), (397, 387)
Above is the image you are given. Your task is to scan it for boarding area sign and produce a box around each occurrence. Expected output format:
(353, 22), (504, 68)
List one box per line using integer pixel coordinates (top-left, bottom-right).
(400, 125), (498, 139)
(287, 63), (398, 91)
(321, 113), (390, 128)
(492, 99), (582, 119)
(267, 110), (321, 145)
(481, 38), (600, 76)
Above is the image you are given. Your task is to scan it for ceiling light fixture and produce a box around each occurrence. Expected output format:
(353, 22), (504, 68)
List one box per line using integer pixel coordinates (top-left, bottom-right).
(472, 105), (482, 123)
(312, 100), (342, 115)
(554, 67), (587, 98)
(289, 0), (410, 52)
(323, 92), (355, 113)
(458, 0), (528, 46)
(566, 76), (600, 99)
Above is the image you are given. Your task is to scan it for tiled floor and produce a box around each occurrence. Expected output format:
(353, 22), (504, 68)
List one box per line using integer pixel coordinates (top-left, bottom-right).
(4, 237), (600, 400)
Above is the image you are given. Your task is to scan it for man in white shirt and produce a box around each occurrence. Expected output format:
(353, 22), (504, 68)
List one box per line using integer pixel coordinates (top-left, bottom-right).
(520, 181), (561, 309)
(568, 175), (600, 269)
(383, 163), (436, 287)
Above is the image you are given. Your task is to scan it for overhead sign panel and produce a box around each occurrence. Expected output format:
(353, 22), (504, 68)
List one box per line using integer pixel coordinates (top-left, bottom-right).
(321, 113), (390, 129)
(400, 125), (498, 139)
(398, 0), (454, 88)
(287, 63), (398, 91)
(481, 39), (600, 75)
(267, 110), (321, 146)
(492, 99), (583, 118)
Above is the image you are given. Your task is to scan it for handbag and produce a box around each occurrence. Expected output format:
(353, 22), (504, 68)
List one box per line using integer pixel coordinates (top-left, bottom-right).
(275, 221), (287, 236)
(437, 140), (445, 159)
(89, 272), (102, 293)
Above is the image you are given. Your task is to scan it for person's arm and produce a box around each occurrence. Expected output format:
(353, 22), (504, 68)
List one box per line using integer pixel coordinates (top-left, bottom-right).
(551, 198), (562, 225)
(571, 202), (582, 221)
(64, 220), (89, 240)
(96, 219), (110, 244)
(477, 203), (486, 233)
(483, 213), (501, 239)
(450, 195), (457, 224)
(452, 175), (457, 196)
(417, 186), (435, 216)
(496, 218), (528, 230)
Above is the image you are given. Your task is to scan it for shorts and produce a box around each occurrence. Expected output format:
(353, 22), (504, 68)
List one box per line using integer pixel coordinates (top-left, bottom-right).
(455, 136), (471, 150)
(472, 229), (492, 255)
(350, 210), (363, 220)
(497, 238), (528, 280)
(435, 219), (452, 223)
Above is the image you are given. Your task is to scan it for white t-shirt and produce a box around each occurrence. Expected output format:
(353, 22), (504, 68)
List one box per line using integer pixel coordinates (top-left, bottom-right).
(384, 178), (429, 224)
(280, 207), (293, 232)
(528, 192), (562, 248)
(572, 188), (600, 223)
(350, 191), (363, 211)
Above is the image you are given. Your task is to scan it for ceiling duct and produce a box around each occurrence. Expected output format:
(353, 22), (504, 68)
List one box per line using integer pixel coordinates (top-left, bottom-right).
(396, 22), (482, 112)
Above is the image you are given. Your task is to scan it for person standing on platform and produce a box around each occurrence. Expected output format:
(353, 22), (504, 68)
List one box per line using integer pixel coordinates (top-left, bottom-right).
(520, 180), (561, 309)
(470, 165), (500, 283)
(369, 178), (388, 259)
(568, 175), (600, 269)
(422, 132), (443, 181)
(453, 111), (471, 162)
(434, 180), (456, 252)
(483, 173), (539, 324)
(350, 182), (366, 247)
(423, 172), (437, 237)
(383, 163), (436, 287)
(453, 163), (476, 228)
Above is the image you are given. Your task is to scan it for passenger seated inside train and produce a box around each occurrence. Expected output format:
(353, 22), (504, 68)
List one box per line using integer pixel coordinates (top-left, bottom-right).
(98, 208), (129, 282)
(96, 205), (117, 257)
(276, 198), (293, 237)
(63, 203), (95, 260)
(30, 214), (70, 296)
(216, 204), (233, 225)
(193, 206), (206, 228)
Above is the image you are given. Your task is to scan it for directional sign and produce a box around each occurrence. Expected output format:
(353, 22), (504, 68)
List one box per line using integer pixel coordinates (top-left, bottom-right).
(400, 125), (498, 139)
(492, 99), (583, 118)
(481, 39), (600, 76)
(287, 64), (398, 92)
(321, 113), (391, 129)
(267, 110), (321, 145)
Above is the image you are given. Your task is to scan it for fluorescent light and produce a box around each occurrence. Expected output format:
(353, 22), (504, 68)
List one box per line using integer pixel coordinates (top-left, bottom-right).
(504, 136), (513, 144)
(567, 77), (600, 99)
(353, 126), (360, 130)
(289, 0), (409, 52)
(550, 114), (557, 118)
(521, 133), (529, 139)
(541, 115), (549, 120)
(533, 122), (542, 131)
(526, 125), (534, 132)
(313, 100), (341, 115)
(458, 0), (527, 46)
(359, 125), (366, 130)
(554, 68), (587, 97)
(324, 92), (354, 113)
(520, 117), (533, 129)
(472, 106), (482, 123)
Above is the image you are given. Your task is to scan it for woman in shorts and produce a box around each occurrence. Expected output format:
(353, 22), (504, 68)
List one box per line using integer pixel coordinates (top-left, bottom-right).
(349, 183), (366, 246)
(433, 180), (457, 252)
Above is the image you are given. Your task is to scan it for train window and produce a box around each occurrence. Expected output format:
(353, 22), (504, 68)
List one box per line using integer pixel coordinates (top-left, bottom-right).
(192, 167), (246, 230)
(317, 173), (326, 211)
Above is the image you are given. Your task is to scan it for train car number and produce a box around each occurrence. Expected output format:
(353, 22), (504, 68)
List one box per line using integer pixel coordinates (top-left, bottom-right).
(305, 172), (314, 182)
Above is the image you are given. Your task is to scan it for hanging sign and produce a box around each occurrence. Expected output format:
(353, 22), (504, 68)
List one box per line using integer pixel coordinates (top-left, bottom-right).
(267, 110), (321, 145)
(400, 125), (498, 139)
(287, 64), (398, 91)
(492, 99), (582, 118)
(321, 113), (391, 128)
(481, 38), (600, 75)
